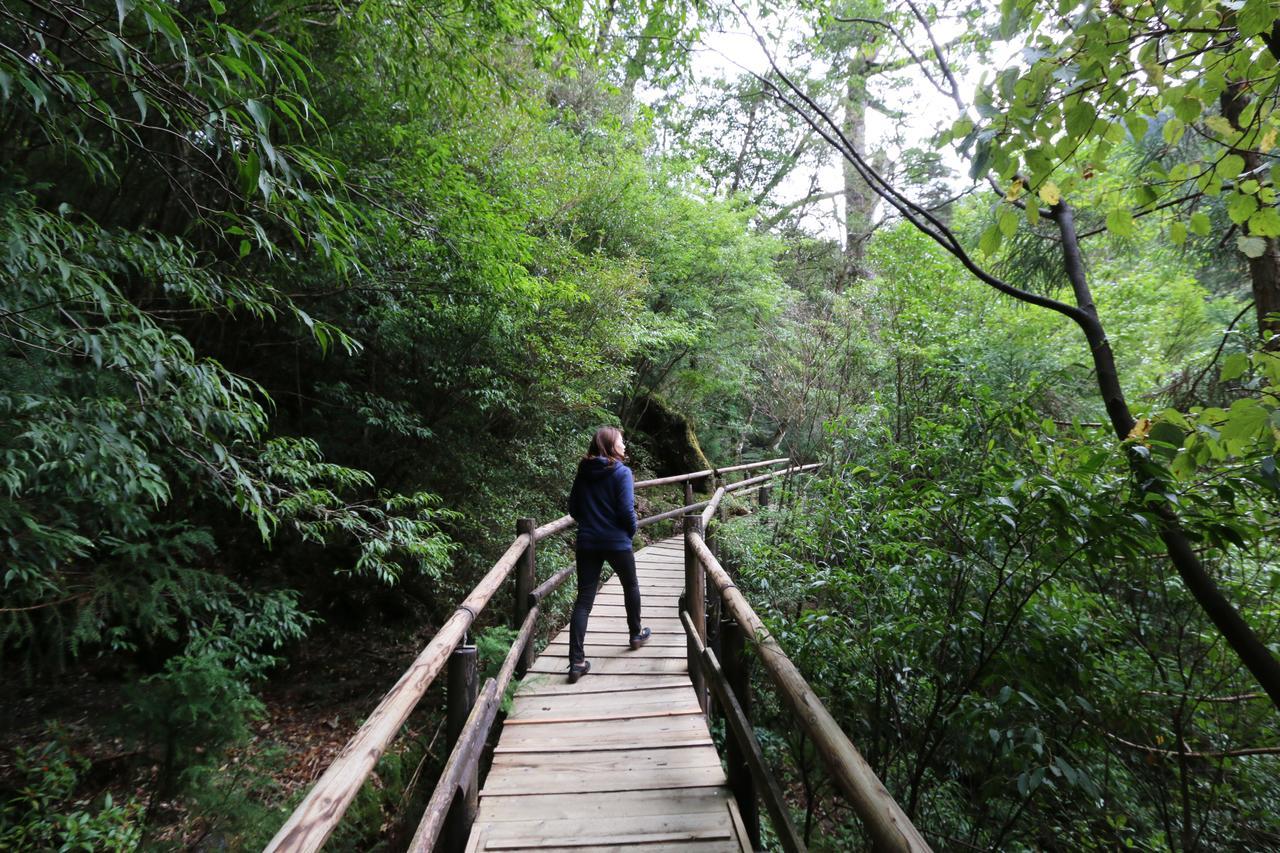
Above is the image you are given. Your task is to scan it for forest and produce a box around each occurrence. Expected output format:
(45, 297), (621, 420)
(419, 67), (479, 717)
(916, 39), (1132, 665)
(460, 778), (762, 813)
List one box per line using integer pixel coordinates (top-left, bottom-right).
(1, 0), (1278, 849)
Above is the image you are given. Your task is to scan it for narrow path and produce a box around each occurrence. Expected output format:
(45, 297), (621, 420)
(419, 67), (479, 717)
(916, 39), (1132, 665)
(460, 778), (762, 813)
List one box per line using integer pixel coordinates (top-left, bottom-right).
(465, 537), (750, 852)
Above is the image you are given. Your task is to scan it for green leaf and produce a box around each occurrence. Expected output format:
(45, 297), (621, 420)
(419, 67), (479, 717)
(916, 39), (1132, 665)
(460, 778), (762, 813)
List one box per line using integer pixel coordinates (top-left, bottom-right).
(245, 98), (270, 131)
(1105, 208), (1135, 237)
(979, 223), (1004, 256)
(1248, 206), (1280, 237)
(1066, 100), (1097, 138)
(1227, 191), (1259, 224)
(1190, 212), (1212, 236)
(1238, 0), (1278, 37)
(951, 117), (975, 141)
(1124, 114), (1149, 141)
(1170, 220), (1187, 245)
(1238, 234), (1268, 257)
(970, 140), (993, 180)
(1219, 154), (1246, 180)
(1221, 353), (1250, 381)
(1173, 96), (1201, 123)
(998, 206), (1020, 237)
(1205, 115), (1236, 136)
(1221, 399), (1271, 442)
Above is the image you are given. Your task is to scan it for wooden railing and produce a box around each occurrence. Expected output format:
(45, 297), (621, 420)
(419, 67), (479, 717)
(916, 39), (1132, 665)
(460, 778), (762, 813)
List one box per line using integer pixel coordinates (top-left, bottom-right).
(264, 456), (795, 853)
(682, 485), (933, 852)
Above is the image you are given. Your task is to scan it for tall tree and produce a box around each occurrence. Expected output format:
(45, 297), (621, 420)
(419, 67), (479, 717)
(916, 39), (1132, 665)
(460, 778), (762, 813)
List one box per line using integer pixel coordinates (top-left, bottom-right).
(735, 0), (1280, 711)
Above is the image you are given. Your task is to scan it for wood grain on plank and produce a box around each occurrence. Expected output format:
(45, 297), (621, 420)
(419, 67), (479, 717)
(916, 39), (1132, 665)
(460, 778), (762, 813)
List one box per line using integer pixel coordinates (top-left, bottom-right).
(475, 786), (736, 819)
(514, 675), (692, 696)
(527, 655), (688, 676)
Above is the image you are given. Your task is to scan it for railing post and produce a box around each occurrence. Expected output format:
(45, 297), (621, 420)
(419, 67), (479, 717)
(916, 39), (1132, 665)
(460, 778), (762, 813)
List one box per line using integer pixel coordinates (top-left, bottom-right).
(444, 645), (478, 852)
(759, 482), (772, 510)
(514, 518), (536, 676)
(716, 475), (728, 526)
(684, 479), (694, 507)
(722, 618), (760, 849)
(683, 514), (707, 715)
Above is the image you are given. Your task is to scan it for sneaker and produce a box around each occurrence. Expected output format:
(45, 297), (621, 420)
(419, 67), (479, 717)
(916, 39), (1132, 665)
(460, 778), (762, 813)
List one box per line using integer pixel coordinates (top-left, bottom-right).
(629, 627), (651, 650)
(568, 660), (590, 683)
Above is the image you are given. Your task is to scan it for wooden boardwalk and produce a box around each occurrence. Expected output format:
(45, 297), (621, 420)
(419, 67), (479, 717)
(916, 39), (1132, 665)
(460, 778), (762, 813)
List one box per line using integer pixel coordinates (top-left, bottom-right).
(465, 537), (750, 852)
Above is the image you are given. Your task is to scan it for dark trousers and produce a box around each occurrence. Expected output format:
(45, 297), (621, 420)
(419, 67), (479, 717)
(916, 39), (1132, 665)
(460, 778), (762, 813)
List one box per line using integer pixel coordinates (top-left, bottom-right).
(569, 548), (641, 665)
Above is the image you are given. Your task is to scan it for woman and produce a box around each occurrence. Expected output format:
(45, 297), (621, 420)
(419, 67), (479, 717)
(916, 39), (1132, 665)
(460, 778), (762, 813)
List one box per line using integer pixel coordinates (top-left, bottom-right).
(566, 426), (650, 682)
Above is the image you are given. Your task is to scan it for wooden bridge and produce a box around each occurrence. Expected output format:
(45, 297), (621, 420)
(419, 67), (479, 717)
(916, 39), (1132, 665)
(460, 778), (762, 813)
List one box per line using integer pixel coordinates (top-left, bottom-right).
(265, 460), (932, 853)
(466, 536), (746, 852)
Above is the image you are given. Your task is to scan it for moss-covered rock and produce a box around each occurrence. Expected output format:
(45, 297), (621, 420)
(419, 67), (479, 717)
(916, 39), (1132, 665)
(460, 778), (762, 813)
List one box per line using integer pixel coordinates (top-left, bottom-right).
(628, 394), (712, 492)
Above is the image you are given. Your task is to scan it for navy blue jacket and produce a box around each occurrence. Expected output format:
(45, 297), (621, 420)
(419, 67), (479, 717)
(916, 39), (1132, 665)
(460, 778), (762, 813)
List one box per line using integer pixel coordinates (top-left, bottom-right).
(569, 456), (637, 551)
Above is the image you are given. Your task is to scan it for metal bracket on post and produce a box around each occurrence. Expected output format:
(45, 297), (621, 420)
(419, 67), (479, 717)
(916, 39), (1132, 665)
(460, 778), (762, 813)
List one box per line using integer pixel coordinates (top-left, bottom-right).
(444, 645), (478, 852)
(514, 518), (536, 676)
(683, 514), (707, 716)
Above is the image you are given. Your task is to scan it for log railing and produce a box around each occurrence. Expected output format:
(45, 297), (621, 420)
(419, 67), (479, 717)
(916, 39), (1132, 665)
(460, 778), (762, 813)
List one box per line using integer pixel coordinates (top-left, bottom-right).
(264, 456), (797, 853)
(682, 480), (933, 853)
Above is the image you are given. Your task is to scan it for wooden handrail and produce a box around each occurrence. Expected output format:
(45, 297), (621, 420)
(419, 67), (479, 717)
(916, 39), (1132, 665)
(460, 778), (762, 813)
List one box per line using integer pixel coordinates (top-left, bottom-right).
(699, 487), (725, 528)
(409, 603), (540, 851)
(638, 498), (712, 528)
(634, 456), (790, 489)
(534, 514), (574, 540)
(264, 534), (530, 853)
(406, 679), (500, 852)
(686, 530), (931, 852)
(681, 611), (805, 853)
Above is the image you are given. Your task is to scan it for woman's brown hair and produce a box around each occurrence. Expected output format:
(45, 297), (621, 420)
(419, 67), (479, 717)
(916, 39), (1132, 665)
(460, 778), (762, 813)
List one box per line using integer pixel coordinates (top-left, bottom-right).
(585, 426), (625, 464)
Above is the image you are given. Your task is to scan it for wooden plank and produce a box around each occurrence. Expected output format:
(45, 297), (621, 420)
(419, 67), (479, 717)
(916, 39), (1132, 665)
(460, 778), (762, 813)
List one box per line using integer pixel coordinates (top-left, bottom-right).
(545, 629), (687, 648)
(540, 642), (687, 659)
(509, 687), (695, 714)
(490, 744), (723, 772)
(478, 839), (741, 853)
(479, 813), (731, 843)
(480, 769), (728, 796)
(528, 655), (688, 676)
(504, 707), (704, 726)
(588, 604), (679, 618)
(479, 763), (727, 796)
(475, 787), (736, 820)
(593, 595), (680, 607)
(514, 675), (692, 696)
(508, 686), (698, 720)
(495, 739), (713, 755)
(483, 827), (731, 850)
(725, 796), (753, 853)
(580, 616), (684, 631)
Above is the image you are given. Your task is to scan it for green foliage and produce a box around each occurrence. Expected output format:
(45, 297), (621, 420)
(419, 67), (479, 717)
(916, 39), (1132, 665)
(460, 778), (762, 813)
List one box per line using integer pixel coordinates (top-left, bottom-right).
(0, 736), (143, 851)
(724, 385), (1280, 849)
(118, 612), (308, 795)
(954, 0), (1280, 287)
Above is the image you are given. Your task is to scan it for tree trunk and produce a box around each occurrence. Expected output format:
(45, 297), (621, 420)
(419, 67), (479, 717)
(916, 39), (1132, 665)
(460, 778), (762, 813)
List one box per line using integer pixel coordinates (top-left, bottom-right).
(1221, 83), (1280, 345)
(841, 54), (875, 284)
(1054, 202), (1280, 711)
